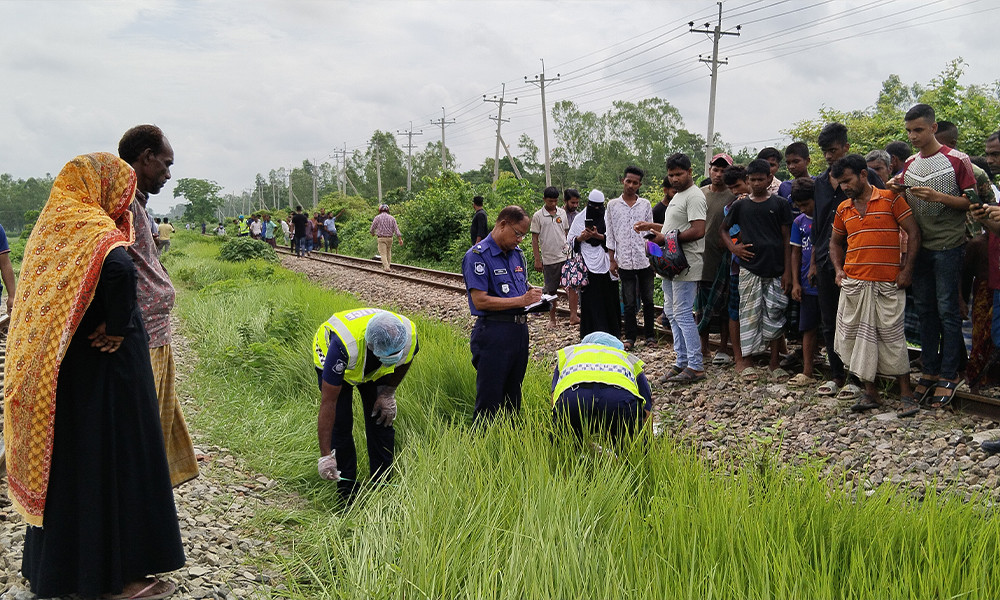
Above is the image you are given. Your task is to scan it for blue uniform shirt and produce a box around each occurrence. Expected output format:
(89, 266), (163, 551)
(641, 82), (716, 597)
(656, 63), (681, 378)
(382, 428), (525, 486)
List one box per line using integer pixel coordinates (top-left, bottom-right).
(462, 233), (529, 316)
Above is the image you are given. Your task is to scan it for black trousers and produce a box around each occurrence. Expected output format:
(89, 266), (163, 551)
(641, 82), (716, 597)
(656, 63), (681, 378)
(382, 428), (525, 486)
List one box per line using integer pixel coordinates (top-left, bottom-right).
(620, 266), (655, 341)
(470, 319), (529, 423)
(816, 263), (846, 382)
(317, 370), (395, 499)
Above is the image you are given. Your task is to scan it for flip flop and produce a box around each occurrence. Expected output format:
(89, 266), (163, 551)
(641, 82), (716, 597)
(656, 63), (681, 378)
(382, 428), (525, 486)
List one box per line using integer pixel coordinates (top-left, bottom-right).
(788, 373), (817, 387)
(816, 380), (838, 396)
(623, 340), (635, 351)
(836, 384), (863, 401)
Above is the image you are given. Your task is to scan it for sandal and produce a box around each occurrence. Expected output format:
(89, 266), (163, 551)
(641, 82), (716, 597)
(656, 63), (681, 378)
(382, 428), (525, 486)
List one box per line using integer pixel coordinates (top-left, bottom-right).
(816, 380), (839, 396)
(897, 395), (919, 418)
(711, 351), (733, 366)
(106, 579), (177, 600)
(768, 367), (791, 382)
(623, 339), (635, 351)
(668, 368), (707, 384)
(657, 365), (684, 383)
(739, 366), (761, 383)
(836, 384), (863, 401)
(788, 373), (817, 387)
(928, 378), (960, 409)
(850, 393), (881, 413)
(913, 376), (938, 404)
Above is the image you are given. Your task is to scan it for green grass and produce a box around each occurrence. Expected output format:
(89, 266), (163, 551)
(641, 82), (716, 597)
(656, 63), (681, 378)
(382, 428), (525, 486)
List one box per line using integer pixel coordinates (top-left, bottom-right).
(166, 231), (1000, 599)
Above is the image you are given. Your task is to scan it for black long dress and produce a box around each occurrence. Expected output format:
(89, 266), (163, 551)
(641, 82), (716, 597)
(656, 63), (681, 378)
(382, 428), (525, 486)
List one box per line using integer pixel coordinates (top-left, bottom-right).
(21, 247), (185, 598)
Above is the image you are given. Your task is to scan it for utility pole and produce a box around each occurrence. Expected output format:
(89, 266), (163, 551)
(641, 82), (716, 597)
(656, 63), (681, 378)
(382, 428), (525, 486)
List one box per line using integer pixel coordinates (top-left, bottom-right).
(311, 161), (318, 209)
(525, 59), (559, 186)
(396, 122), (422, 192)
(690, 2), (740, 178)
(341, 143), (348, 196)
(484, 83), (517, 189)
(429, 107), (455, 174)
(371, 140), (384, 202)
(287, 167), (293, 210)
(498, 135), (523, 179)
(330, 146), (348, 196)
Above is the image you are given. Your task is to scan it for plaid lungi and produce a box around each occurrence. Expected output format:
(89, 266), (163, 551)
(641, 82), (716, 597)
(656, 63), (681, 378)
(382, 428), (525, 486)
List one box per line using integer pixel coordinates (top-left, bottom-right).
(835, 277), (909, 382)
(151, 344), (199, 487)
(738, 267), (788, 356)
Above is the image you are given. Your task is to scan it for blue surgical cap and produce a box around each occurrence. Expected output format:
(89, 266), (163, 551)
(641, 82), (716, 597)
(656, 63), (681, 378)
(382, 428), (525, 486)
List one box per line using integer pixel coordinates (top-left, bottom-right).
(366, 312), (409, 365)
(582, 331), (624, 351)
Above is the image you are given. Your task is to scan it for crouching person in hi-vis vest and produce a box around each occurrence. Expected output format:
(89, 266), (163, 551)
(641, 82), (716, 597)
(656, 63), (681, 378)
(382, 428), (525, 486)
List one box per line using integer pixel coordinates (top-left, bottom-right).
(552, 331), (652, 444)
(313, 309), (418, 500)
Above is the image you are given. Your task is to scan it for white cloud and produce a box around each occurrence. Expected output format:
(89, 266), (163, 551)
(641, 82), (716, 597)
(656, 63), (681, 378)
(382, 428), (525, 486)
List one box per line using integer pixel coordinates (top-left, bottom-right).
(0, 0), (997, 213)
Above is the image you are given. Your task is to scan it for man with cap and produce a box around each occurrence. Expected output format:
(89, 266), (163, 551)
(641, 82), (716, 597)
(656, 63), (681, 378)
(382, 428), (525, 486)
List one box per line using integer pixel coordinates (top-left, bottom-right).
(551, 331), (652, 444)
(462, 205), (543, 423)
(313, 308), (418, 500)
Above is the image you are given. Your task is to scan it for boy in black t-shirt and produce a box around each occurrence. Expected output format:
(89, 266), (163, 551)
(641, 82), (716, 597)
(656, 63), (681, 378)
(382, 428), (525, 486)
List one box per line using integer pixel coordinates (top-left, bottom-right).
(722, 159), (793, 376)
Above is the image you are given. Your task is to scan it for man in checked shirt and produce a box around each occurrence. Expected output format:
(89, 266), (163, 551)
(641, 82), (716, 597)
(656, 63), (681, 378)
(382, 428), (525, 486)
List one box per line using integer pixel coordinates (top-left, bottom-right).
(370, 204), (404, 271)
(605, 165), (655, 350)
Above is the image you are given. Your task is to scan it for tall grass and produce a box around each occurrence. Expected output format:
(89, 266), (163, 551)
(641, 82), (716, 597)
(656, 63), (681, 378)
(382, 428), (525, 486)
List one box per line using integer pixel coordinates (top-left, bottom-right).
(166, 232), (1000, 599)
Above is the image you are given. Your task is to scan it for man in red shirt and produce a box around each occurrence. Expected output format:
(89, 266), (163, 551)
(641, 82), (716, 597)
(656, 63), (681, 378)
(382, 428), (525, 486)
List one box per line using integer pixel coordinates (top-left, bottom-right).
(830, 154), (921, 415)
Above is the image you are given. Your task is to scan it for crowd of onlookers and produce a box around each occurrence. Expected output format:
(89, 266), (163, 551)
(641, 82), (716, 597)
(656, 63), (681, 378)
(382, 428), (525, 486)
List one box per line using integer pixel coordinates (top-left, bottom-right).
(489, 103), (1000, 419)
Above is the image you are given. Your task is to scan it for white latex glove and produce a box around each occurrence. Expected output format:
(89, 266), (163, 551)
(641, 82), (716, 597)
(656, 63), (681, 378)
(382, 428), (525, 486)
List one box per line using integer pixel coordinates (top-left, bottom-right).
(317, 451), (340, 481)
(371, 387), (398, 426)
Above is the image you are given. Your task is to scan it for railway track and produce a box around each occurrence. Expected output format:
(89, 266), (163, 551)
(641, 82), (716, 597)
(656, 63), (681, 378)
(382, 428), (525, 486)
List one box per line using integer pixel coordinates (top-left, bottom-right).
(278, 246), (1000, 420)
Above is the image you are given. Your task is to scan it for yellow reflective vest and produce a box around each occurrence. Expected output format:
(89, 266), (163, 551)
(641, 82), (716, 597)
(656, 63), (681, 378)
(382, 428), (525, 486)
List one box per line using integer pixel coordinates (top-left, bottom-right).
(312, 308), (417, 386)
(552, 343), (644, 405)
(238, 219), (250, 235)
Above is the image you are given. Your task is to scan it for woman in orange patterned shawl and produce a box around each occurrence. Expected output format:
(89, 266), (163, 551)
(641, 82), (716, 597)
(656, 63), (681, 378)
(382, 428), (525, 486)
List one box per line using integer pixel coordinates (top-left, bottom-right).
(4, 153), (184, 598)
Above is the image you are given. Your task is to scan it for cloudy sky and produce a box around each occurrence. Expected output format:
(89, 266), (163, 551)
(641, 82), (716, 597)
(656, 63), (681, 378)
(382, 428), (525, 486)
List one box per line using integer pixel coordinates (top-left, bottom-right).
(2, 0), (998, 212)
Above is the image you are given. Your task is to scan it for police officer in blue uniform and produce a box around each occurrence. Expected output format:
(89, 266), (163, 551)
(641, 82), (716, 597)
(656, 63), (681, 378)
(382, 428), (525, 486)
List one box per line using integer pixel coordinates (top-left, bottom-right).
(462, 205), (543, 422)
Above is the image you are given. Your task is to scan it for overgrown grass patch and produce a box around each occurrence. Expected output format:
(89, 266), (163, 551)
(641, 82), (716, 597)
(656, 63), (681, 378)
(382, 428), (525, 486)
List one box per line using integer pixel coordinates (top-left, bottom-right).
(167, 232), (1000, 599)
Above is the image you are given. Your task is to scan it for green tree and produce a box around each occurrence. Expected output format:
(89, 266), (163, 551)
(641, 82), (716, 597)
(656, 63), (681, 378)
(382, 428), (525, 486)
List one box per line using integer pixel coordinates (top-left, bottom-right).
(175, 178), (223, 223)
(346, 131), (408, 199)
(0, 173), (53, 235)
(783, 59), (1000, 174)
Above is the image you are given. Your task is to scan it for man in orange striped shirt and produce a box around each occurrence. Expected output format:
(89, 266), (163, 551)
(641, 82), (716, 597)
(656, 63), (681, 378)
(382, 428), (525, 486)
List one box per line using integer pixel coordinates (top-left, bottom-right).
(830, 154), (921, 415)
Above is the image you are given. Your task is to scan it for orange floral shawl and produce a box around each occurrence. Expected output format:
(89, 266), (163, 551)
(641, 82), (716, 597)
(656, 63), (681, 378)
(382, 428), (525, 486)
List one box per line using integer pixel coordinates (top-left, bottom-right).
(3, 153), (136, 526)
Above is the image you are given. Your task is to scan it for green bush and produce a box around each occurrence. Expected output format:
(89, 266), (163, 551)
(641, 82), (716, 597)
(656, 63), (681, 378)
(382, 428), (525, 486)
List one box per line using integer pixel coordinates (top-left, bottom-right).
(219, 236), (278, 263)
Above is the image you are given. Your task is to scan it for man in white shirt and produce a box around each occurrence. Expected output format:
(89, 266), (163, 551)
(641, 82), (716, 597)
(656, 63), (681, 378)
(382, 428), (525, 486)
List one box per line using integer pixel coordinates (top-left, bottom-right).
(605, 165), (655, 349)
(530, 186), (569, 326)
(637, 153), (707, 383)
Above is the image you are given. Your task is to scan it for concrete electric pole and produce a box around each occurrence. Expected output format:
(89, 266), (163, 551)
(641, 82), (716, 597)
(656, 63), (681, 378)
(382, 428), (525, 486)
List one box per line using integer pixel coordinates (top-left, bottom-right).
(525, 59), (559, 187)
(371, 141), (384, 202)
(396, 122), (423, 192)
(690, 2), (740, 178)
(484, 83), (517, 189)
(429, 107), (455, 174)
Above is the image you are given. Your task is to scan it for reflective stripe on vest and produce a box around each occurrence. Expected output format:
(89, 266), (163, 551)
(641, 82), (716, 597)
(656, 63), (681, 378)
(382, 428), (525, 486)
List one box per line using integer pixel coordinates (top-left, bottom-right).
(552, 344), (644, 405)
(239, 220), (250, 235)
(312, 308), (416, 386)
